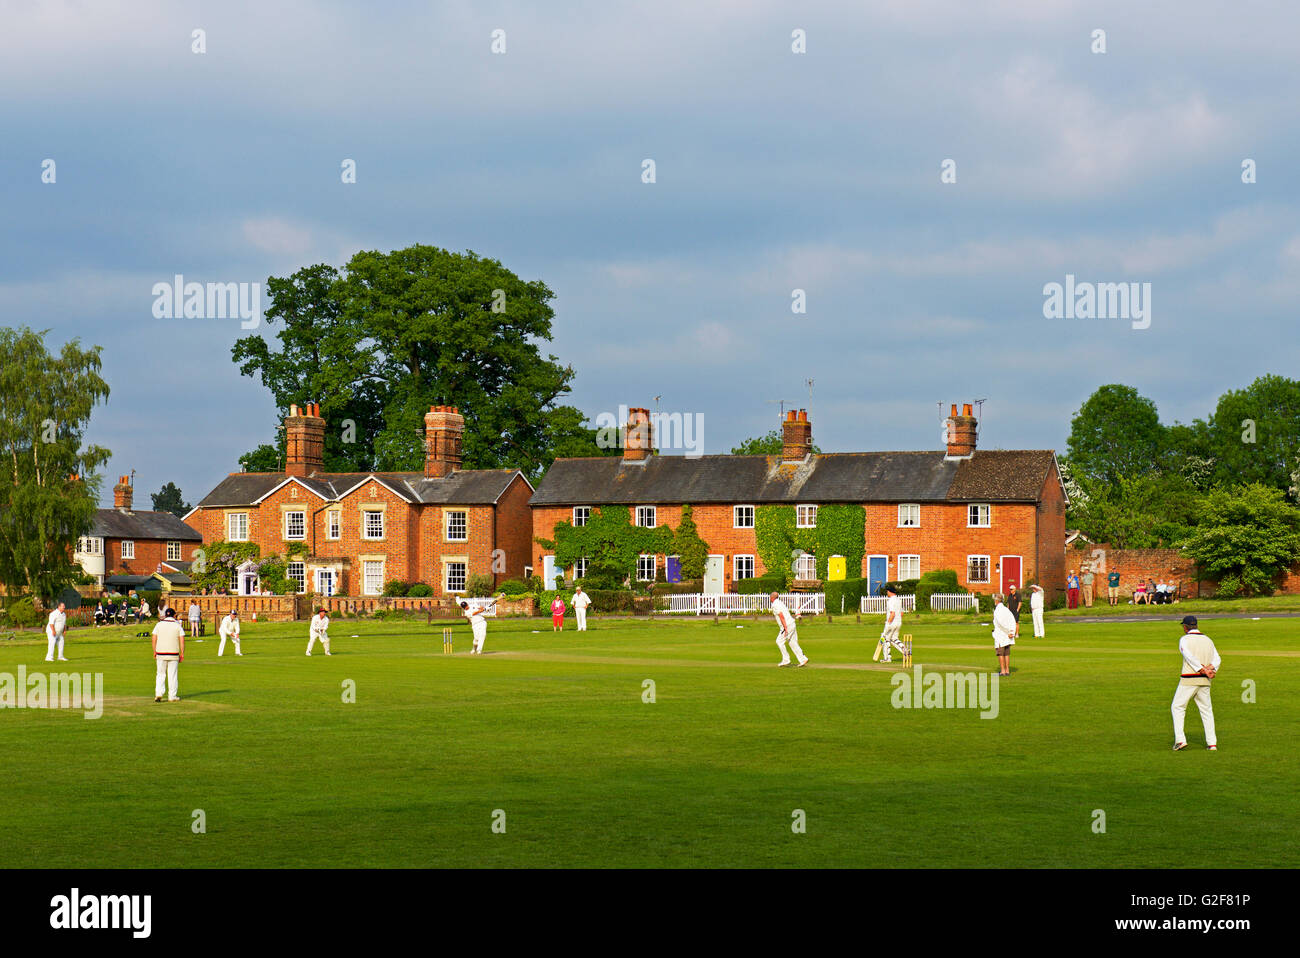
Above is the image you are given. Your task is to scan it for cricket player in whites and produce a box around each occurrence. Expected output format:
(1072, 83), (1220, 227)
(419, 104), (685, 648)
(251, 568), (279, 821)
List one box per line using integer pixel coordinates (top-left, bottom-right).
(306, 609), (331, 656)
(874, 588), (907, 663)
(1172, 615), (1220, 751)
(459, 598), (495, 654)
(1029, 584), (1046, 638)
(218, 609), (242, 656)
(770, 592), (808, 667)
(991, 593), (1017, 676)
(45, 600), (69, 662)
(151, 608), (185, 702)
(573, 585), (591, 632)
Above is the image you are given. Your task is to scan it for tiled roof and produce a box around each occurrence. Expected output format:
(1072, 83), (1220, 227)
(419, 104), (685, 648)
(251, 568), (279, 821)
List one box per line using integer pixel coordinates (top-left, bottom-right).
(529, 450), (1059, 506)
(193, 469), (526, 509)
(90, 508), (203, 541)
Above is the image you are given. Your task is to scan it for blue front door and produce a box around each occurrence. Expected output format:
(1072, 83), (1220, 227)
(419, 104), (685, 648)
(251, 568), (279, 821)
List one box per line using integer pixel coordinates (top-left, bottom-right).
(868, 556), (888, 597)
(666, 556), (681, 583)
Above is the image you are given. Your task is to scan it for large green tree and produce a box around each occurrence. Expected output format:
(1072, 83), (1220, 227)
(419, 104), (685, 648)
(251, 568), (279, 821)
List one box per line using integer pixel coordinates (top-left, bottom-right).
(1066, 384), (1164, 485)
(150, 482), (191, 517)
(1203, 375), (1300, 496)
(232, 247), (603, 479)
(1179, 484), (1300, 596)
(0, 327), (110, 600)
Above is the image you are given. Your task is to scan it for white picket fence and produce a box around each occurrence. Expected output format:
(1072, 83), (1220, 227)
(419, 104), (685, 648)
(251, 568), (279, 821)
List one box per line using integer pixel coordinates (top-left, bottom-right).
(859, 593), (977, 613)
(658, 593), (825, 615)
(859, 594), (917, 614)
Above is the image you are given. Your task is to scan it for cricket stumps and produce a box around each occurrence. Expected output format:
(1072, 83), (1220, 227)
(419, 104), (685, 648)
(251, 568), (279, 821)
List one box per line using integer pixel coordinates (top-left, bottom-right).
(902, 634), (912, 669)
(442, 628), (453, 654)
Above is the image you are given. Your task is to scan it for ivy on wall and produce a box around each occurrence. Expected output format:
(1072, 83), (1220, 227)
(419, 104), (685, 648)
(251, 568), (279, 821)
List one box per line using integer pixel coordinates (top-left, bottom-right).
(755, 504), (866, 586)
(537, 506), (675, 586)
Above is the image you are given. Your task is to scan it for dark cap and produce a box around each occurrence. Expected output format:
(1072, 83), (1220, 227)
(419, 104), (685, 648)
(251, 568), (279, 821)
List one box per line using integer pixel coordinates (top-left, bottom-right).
(1181, 615), (1198, 628)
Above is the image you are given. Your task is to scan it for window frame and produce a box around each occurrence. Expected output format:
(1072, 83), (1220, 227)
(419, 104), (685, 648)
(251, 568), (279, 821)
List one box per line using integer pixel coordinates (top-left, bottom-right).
(120, 540), (135, 560)
(635, 506), (656, 528)
(796, 504), (818, 529)
(636, 554), (656, 582)
(287, 561), (306, 594)
(444, 561), (468, 594)
(733, 505), (755, 529)
(227, 512), (249, 541)
(363, 560), (385, 596)
(794, 552), (816, 580)
(363, 510), (385, 541)
(572, 506), (591, 527)
(967, 554), (991, 584)
(574, 557), (589, 580)
(898, 554), (921, 581)
(326, 510), (341, 540)
(898, 503), (921, 528)
(733, 554), (756, 580)
(285, 510), (306, 540)
(967, 503), (991, 528)
(445, 510), (468, 542)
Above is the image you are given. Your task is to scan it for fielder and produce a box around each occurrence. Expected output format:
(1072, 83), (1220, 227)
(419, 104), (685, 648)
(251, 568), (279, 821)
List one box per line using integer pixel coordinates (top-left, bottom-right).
(218, 609), (242, 656)
(151, 608), (185, 702)
(1029, 584), (1046, 638)
(306, 609), (331, 656)
(770, 592), (808, 667)
(45, 600), (69, 662)
(1172, 615), (1220, 751)
(573, 585), (591, 632)
(876, 587), (907, 663)
(991, 593), (1017, 676)
(459, 598), (495, 654)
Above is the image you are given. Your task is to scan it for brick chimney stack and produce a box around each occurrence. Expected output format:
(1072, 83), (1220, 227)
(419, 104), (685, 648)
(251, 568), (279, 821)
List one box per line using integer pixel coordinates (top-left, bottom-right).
(424, 405), (465, 478)
(285, 402), (326, 477)
(945, 402), (978, 459)
(623, 407), (653, 462)
(112, 474), (133, 510)
(782, 409), (812, 461)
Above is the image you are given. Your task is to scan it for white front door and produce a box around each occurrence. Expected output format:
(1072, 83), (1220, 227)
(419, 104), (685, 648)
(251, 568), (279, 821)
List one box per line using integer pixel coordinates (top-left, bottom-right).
(543, 555), (559, 590)
(315, 569), (335, 596)
(703, 555), (725, 594)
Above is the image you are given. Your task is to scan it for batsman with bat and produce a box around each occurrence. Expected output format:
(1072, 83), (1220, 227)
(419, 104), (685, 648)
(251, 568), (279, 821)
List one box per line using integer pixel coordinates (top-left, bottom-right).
(460, 598), (498, 655)
(770, 592), (809, 667)
(874, 587), (907, 663)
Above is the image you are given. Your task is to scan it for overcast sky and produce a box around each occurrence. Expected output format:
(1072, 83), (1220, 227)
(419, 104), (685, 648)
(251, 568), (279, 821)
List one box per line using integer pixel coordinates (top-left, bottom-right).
(3, 0), (1297, 507)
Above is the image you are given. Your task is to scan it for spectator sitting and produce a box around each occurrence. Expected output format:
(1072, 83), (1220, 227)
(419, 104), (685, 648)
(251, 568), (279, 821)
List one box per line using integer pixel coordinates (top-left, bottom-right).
(1154, 580), (1168, 605)
(138, 597), (151, 621)
(1147, 578), (1158, 605)
(93, 602), (106, 627)
(1133, 582), (1148, 605)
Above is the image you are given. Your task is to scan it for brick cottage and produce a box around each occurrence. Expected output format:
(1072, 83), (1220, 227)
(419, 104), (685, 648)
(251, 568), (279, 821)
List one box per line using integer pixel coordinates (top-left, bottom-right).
(73, 475), (203, 589)
(183, 404), (533, 597)
(530, 404), (1068, 599)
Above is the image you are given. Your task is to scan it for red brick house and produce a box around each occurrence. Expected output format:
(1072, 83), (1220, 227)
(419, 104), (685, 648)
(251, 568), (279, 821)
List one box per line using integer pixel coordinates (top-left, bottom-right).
(530, 404), (1068, 599)
(74, 475), (203, 588)
(183, 404), (534, 597)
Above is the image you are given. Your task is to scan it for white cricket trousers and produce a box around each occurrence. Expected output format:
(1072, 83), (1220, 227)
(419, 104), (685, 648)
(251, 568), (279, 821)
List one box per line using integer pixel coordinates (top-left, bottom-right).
(1031, 608), (1045, 638)
(307, 632), (330, 654)
(879, 621), (905, 659)
(218, 631), (240, 656)
(471, 619), (487, 653)
(575, 608), (588, 631)
(1172, 684), (1216, 747)
(46, 634), (65, 659)
(155, 655), (179, 700)
(777, 628), (807, 665)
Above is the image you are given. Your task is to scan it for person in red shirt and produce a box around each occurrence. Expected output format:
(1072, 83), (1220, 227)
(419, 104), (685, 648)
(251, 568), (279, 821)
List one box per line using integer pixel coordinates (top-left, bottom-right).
(550, 595), (566, 631)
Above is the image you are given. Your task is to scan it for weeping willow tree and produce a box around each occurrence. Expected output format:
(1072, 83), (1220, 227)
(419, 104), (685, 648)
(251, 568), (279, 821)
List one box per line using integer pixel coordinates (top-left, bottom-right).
(0, 327), (110, 601)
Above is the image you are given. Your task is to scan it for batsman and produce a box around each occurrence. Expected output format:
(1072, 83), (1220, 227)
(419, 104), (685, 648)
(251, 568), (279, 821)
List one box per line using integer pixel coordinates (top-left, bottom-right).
(874, 587), (908, 663)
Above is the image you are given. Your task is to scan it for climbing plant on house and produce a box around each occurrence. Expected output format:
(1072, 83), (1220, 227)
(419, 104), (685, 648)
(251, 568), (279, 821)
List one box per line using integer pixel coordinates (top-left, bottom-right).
(538, 506), (674, 587)
(672, 505), (709, 580)
(754, 504), (865, 586)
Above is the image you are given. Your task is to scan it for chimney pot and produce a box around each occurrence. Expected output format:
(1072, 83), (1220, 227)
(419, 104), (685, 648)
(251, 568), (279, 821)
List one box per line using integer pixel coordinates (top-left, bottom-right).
(946, 402), (978, 459)
(963, 402), (973, 416)
(782, 409), (813, 461)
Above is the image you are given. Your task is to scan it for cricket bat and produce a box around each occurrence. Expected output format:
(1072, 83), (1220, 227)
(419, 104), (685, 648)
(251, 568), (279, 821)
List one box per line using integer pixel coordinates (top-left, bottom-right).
(872, 640), (883, 662)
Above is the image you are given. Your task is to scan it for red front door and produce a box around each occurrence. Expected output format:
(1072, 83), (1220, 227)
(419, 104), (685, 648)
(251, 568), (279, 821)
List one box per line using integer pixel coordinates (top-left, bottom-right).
(1000, 556), (1022, 593)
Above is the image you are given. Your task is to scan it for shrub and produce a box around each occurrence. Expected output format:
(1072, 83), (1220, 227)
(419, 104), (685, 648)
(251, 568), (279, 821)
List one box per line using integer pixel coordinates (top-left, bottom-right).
(406, 583), (433, 598)
(880, 579), (920, 596)
(382, 580), (409, 597)
(3, 597), (41, 629)
(824, 577), (864, 614)
(525, 575), (544, 593)
(465, 575), (495, 598)
(736, 572), (784, 595)
(915, 569), (964, 612)
(497, 579), (529, 595)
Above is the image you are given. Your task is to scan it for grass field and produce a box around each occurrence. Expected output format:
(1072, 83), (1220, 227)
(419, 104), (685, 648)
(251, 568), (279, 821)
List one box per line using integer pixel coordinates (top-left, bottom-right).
(1, 614), (1295, 868)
